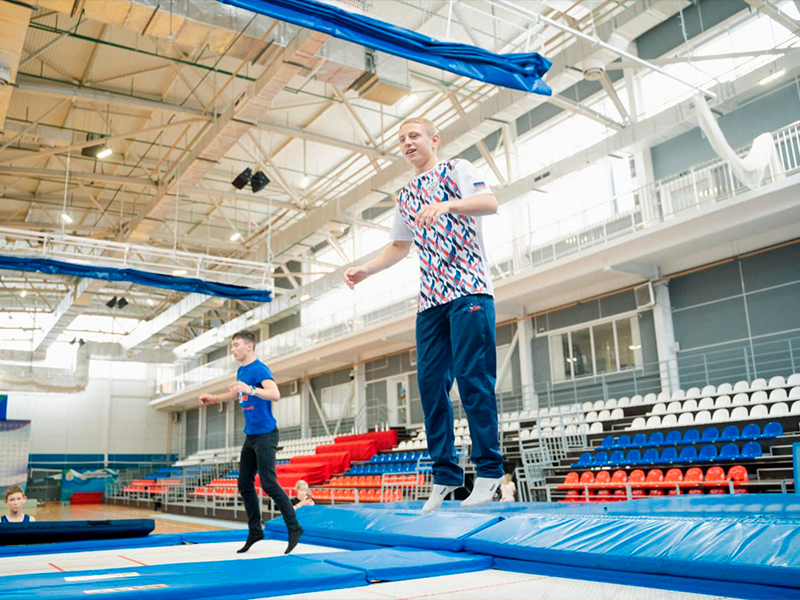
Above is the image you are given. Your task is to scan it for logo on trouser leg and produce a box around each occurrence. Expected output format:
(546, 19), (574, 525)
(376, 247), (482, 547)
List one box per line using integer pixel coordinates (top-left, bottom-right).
(467, 305), (482, 312)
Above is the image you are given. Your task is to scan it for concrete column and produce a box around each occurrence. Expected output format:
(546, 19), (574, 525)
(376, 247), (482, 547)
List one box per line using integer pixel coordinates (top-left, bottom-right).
(225, 400), (233, 449)
(353, 363), (368, 433)
(300, 379), (312, 438)
(517, 317), (538, 410)
(652, 281), (680, 393)
(198, 405), (207, 451)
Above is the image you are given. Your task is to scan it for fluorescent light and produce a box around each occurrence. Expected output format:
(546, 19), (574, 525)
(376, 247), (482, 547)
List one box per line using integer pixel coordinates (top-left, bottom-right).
(96, 147), (113, 159)
(146, 298), (155, 307)
(759, 69), (785, 86)
(229, 232), (242, 242)
(60, 213), (73, 224)
(300, 294), (310, 301)
(172, 269), (187, 276)
(19, 290), (27, 298)
(300, 176), (310, 189)
(629, 345), (641, 350)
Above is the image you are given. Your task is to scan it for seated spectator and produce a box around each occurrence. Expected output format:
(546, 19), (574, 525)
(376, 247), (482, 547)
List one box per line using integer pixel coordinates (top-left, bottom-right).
(499, 473), (516, 503)
(291, 480), (315, 509)
(2, 486), (36, 523)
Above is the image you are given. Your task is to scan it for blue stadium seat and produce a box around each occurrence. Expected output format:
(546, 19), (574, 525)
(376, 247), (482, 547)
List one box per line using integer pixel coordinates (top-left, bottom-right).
(615, 434), (632, 448)
(592, 451), (610, 467)
(623, 450), (642, 466)
(741, 441), (763, 460)
(631, 433), (648, 448)
(665, 430), (683, 446)
(682, 429), (700, 445)
(698, 444), (718, 462)
(573, 452), (593, 468)
(741, 423), (761, 440)
(600, 436), (616, 450)
(720, 425), (740, 442)
(641, 448), (660, 465)
(678, 446), (698, 463)
(608, 450), (625, 466)
(700, 427), (720, 444)
(719, 443), (740, 461)
(761, 421), (783, 439)
(647, 432), (665, 447)
(660, 447), (678, 464)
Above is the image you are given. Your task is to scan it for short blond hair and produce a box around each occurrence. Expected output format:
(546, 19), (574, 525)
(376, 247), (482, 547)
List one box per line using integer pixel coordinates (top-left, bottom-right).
(399, 117), (437, 137)
(4, 485), (24, 501)
(295, 480), (309, 491)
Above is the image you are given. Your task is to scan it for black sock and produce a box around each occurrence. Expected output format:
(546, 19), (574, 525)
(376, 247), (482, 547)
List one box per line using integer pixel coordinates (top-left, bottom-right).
(237, 530), (264, 554)
(285, 527), (303, 554)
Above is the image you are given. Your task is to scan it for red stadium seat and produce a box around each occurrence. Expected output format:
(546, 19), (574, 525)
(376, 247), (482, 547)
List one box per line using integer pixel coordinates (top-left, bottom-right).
(704, 466), (726, 489)
(664, 468), (684, 495)
(558, 472), (580, 490)
(645, 469), (664, 489)
(682, 467), (704, 492)
(628, 469), (646, 488)
(609, 470), (628, 489)
(728, 465), (749, 493)
(591, 470), (612, 489)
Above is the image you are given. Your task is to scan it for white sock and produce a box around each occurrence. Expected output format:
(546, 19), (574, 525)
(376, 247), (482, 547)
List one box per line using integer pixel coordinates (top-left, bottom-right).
(421, 484), (458, 513)
(461, 476), (503, 508)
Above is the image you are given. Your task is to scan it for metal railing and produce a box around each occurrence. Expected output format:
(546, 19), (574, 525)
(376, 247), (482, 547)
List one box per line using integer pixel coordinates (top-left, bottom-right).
(158, 119), (800, 397)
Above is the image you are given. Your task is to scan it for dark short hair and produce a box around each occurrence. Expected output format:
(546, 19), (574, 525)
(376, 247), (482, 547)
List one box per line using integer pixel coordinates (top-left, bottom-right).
(232, 330), (257, 348)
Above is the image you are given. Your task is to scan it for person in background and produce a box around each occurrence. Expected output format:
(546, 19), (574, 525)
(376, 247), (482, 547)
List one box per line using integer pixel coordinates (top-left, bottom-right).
(499, 472), (516, 503)
(291, 480), (315, 509)
(2, 486), (35, 523)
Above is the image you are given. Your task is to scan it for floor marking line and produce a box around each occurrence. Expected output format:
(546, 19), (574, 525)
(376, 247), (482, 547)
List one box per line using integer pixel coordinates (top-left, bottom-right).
(48, 562), (65, 572)
(398, 575), (549, 599)
(118, 555), (148, 566)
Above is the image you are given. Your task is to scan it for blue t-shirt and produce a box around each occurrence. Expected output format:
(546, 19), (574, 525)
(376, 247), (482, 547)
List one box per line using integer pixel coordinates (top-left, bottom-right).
(237, 359), (276, 435)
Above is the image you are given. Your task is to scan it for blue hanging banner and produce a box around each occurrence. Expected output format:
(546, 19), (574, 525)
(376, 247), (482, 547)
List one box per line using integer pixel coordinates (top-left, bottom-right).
(0, 255), (272, 302)
(219, 0), (552, 95)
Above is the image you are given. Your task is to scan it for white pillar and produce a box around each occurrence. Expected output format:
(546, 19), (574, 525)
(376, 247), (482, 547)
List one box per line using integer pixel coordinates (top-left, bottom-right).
(353, 363), (367, 433)
(300, 379), (312, 438)
(198, 405), (207, 451)
(517, 317), (538, 410)
(225, 400), (233, 449)
(652, 282), (680, 393)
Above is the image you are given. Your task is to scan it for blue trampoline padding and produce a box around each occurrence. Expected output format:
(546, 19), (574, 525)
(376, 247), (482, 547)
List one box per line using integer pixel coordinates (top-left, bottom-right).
(264, 528), (382, 551)
(494, 557), (800, 600)
(264, 505), (500, 551)
(0, 555), (368, 600)
(465, 510), (800, 591)
(0, 519), (154, 546)
(311, 546), (493, 581)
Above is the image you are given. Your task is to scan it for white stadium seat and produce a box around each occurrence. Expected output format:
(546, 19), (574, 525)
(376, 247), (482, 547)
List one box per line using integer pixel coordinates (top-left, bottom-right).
(646, 416), (662, 429)
(694, 410), (711, 425)
(667, 401), (682, 414)
(731, 406), (749, 420)
(698, 397), (714, 410)
(657, 391), (671, 402)
(661, 414), (678, 427)
(701, 385), (716, 396)
(652, 403), (667, 415)
(593, 399), (606, 410)
(630, 417), (646, 430)
(585, 411), (598, 422)
(598, 410), (611, 421)
(769, 388), (788, 401)
(610, 408), (624, 420)
(791, 401), (800, 414)
(682, 399), (698, 412)
(749, 405), (768, 419)
(712, 408), (730, 422)
(768, 376), (786, 389)
(629, 395), (643, 405)
(732, 393), (749, 407)
(717, 382), (733, 395)
(733, 380), (750, 393)
(605, 398), (618, 409)
(590, 422), (603, 434)
(678, 412), (694, 426)
(769, 402), (789, 417)
(750, 378), (767, 391)
(750, 391), (768, 404)
(714, 395), (731, 408)
(791, 387), (800, 400)
(671, 389), (686, 400)
(686, 387), (701, 399)
(582, 401), (593, 412)
(618, 397), (631, 407)
(642, 393), (656, 404)
(788, 373), (800, 387)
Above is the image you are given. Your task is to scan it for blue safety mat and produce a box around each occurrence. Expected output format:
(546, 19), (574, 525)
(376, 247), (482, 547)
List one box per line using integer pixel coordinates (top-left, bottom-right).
(310, 546), (493, 581)
(0, 519), (155, 546)
(0, 555), (368, 599)
(264, 505), (500, 551)
(0, 533), (183, 558)
(465, 510), (800, 591)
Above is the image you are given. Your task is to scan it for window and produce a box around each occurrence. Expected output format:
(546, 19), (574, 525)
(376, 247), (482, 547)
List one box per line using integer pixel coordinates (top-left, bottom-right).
(550, 316), (642, 381)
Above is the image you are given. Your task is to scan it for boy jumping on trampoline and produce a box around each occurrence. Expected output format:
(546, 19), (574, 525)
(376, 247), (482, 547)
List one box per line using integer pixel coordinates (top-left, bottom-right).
(344, 117), (504, 512)
(200, 330), (302, 553)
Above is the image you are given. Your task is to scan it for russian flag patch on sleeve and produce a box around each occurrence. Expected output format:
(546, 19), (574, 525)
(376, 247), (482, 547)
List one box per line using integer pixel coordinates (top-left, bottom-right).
(474, 181), (487, 190)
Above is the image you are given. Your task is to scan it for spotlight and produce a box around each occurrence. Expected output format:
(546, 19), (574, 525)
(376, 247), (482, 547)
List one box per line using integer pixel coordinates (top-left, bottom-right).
(106, 297), (117, 308)
(147, 298), (155, 307)
(230, 231), (242, 242)
(96, 147), (113, 159)
(250, 170), (270, 193)
(116, 297), (128, 309)
(81, 134), (112, 160)
(300, 175), (309, 189)
(172, 269), (187, 276)
(61, 213), (74, 224)
(232, 168), (252, 190)
(19, 290), (27, 298)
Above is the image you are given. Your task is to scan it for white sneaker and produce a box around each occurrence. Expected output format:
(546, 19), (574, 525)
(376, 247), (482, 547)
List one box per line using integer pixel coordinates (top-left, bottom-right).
(421, 484), (458, 513)
(461, 477), (503, 508)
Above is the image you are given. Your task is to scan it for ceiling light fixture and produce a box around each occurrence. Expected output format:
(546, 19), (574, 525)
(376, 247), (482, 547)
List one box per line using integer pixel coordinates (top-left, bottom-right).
(19, 290), (27, 298)
(173, 269), (187, 276)
(82, 133), (112, 159)
(230, 232), (242, 242)
(96, 147), (113, 159)
(116, 297), (128, 309)
(61, 213), (73, 224)
(106, 297), (118, 308)
(250, 170), (270, 193)
(147, 298), (155, 307)
(300, 176), (310, 189)
(300, 294), (310, 301)
(232, 168), (252, 190)
(759, 69), (785, 86)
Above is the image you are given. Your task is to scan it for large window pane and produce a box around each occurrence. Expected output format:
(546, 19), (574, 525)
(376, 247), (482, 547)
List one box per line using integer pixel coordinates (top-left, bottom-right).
(593, 322), (617, 373)
(571, 328), (592, 377)
(550, 334), (570, 381)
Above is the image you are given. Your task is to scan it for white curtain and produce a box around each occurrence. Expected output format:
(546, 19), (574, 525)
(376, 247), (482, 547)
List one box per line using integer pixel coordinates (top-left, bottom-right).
(694, 93), (783, 190)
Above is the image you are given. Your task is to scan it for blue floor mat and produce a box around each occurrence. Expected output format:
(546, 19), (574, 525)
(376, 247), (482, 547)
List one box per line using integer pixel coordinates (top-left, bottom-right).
(0, 533), (183, 558)
(264, 505), (501, 551)
(0, 555), (368, 599)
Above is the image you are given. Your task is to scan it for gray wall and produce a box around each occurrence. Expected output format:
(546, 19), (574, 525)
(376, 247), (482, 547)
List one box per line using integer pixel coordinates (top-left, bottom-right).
(671, 242), (800, 385)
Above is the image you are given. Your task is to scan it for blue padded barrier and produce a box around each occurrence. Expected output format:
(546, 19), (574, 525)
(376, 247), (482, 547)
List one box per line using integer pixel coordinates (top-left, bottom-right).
(312, 547), (493, 581)
(464, 498), (800, 591)
(264, 505), (501, 551)
(0, 519), (154, 546)
(0, 555), (368, 600)
(0, 533), (181, 558)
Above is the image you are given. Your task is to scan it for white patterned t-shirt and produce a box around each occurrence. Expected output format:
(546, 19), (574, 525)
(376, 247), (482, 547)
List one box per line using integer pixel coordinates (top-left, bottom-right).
(390, 159), (494, 313)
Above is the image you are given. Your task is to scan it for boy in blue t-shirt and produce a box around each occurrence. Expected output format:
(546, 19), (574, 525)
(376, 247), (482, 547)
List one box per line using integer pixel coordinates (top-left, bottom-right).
(200, 330), (302, 554)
